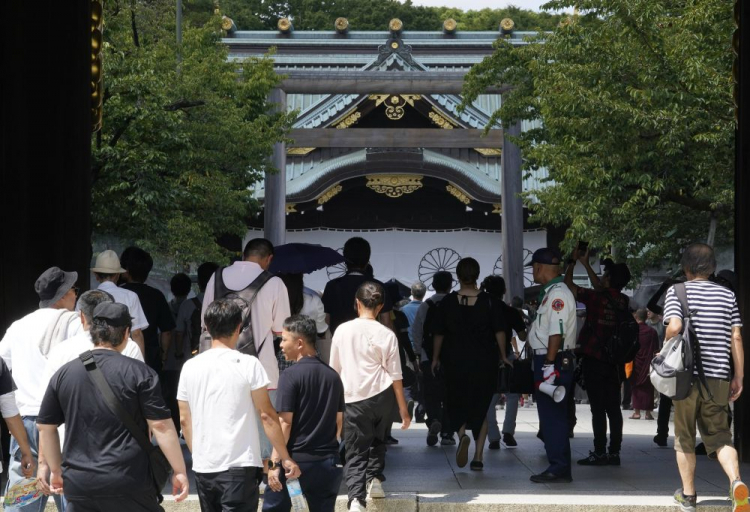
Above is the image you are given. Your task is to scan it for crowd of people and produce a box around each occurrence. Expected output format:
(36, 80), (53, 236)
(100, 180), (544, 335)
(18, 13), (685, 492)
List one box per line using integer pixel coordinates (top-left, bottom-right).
(0, 236), (746, 512)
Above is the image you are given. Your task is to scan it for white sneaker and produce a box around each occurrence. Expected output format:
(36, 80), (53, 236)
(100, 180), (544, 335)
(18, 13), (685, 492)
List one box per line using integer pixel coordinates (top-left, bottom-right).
(349, 499), (364, 512)
(367, 477), (385, 499)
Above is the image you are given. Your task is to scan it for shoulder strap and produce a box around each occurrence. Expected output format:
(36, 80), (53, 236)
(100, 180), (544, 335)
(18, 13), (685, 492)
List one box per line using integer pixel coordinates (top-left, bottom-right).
(674, 283), (713, 400)
(674, 283), (691, 323)
(78, 351), (155, 455)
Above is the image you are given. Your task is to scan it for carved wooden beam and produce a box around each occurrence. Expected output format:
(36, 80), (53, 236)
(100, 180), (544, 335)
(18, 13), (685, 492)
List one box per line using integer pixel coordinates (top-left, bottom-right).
(288, 128), (503, 148)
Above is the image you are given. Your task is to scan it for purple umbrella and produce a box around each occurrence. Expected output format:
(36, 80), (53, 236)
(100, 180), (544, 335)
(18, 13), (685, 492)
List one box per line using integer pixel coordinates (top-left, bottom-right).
(269, 243), (346, 275)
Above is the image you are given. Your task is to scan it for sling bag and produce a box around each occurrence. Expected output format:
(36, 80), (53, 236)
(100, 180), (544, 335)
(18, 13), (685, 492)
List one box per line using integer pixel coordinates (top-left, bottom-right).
(79, 351), (171, 502)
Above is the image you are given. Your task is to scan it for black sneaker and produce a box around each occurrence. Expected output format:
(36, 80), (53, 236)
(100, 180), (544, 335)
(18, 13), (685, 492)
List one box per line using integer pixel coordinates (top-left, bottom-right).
(488, 441), (500, 450)
(426, 421), (441, 447)
(502, 433), (518, 449)
(440, 435), (456, 446)
(653, 435), (668, 447)
(577, 451), (608, 466)
(673, 488), (697, 512)
(385, 436), (399, 445)
(608, 453), (621, 466)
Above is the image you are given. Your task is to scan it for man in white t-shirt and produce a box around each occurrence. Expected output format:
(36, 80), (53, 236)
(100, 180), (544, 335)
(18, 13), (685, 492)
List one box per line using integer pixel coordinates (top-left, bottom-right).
(201, 238), (291, 461)
(0, 266), (83, 512)
(179, 299), (300, 512)
(90, 250), (149, 355)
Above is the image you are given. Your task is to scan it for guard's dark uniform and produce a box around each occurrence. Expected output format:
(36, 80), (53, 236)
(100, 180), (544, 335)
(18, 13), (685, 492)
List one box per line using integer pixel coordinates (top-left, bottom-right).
(528, 277), (578, 479)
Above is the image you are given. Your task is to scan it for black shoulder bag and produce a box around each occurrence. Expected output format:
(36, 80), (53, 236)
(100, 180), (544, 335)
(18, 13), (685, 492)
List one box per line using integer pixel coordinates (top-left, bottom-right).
(79, 351), (171, 502)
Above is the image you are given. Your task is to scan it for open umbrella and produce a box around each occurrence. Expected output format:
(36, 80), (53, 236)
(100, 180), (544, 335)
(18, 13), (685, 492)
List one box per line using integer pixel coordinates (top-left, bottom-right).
(269, 243), (346, 275)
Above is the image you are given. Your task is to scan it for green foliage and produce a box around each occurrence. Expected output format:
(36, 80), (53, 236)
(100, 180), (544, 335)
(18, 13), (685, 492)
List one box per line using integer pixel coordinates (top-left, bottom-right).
(202, 0), (565, 32)
(94, 0), (294, 267)
(461, 0), (734, 275)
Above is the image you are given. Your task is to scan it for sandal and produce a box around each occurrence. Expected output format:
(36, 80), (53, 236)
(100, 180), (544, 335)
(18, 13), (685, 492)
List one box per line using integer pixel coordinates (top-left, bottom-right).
(456, 435), (470, 468)
(470, 460), (484, 471)
(645, 414), (655, 420)
(629, 414), (641, 420)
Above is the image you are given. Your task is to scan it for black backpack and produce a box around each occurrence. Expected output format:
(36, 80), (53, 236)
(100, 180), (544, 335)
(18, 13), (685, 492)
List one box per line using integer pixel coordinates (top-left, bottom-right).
(199, 268), (274, 356)
(600, 292), (640, 365)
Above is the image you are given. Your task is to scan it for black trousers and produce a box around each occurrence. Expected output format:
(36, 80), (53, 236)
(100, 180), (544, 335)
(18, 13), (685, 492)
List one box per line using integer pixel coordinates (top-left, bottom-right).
(195, 467), (261, 512)
(583, 357), (623, 454)
(657, 393), (672, 438)
(622, 378), (632, 408)
(419, 361), (452, 436)
(67, 494), (163, 512)
(343, 387), (395, 505)
(160, 370), (181, 432)
(262, 455), (343, 512)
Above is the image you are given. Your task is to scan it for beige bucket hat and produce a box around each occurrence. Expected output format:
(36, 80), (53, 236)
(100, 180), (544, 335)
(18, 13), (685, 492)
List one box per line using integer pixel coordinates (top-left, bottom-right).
(91, 250), (126, 273)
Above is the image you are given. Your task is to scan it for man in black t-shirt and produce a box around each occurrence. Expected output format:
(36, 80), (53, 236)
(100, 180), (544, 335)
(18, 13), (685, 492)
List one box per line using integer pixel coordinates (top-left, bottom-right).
(322, 237), (392, 334)
(263, 315), (345, 512)
(120, 247), (176, 373)
(37, 303), (188, 512)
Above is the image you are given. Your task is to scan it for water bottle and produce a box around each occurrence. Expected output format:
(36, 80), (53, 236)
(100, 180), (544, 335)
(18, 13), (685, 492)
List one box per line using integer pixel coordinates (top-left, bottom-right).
(286, 478), (309, 512)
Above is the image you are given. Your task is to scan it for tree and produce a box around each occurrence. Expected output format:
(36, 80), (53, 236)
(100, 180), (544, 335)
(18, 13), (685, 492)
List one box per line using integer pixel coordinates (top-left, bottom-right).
(461, 0), (735, 275)
(94, 0), (295, 266)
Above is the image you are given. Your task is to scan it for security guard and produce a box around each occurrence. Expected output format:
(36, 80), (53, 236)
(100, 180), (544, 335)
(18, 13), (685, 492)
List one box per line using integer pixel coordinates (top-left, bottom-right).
(526, 248), (578, 483)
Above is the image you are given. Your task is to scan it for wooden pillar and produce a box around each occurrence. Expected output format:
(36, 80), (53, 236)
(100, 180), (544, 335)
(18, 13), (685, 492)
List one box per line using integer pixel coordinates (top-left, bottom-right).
(501, 121), (524, 301)
(0, 0), (92, 334)
(264, 89), (287, 247)
(733, 0), (750, 462)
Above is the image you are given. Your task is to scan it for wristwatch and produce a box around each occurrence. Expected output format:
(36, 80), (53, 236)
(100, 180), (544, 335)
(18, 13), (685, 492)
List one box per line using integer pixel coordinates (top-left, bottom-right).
(267, 459), (282, 471)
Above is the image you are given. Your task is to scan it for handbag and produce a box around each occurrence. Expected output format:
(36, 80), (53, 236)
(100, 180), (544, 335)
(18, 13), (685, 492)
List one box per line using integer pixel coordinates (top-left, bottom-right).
(508, 344), (535, 394)
(79, 351), (171, 502)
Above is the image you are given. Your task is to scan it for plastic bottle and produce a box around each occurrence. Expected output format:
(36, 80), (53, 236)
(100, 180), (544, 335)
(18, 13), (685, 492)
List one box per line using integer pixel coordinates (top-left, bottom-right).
(286, 478), (309, 512)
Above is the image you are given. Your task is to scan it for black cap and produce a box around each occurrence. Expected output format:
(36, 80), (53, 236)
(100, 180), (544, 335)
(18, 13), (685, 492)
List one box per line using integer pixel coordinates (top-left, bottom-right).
(93, 303), (132, 327)
(526, 248), (563, 267)
(35, 267), (78, 308)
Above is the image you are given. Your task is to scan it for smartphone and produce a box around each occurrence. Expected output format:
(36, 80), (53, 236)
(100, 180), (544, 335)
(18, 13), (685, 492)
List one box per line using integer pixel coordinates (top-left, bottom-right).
(577, 240), (589, 258)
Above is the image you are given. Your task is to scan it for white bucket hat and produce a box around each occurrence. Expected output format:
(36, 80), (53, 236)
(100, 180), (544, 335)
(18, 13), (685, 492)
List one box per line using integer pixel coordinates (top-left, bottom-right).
(91, 250), (126, 273)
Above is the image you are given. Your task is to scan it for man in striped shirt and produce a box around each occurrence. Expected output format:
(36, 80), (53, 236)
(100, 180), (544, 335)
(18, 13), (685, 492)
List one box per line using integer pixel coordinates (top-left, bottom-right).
(663, 243), (746, 512)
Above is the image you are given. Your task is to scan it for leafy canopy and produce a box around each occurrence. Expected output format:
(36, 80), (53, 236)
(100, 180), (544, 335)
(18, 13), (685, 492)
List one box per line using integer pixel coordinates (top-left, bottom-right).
(462, 0), (735, 275)
(94, 0), (294, 267)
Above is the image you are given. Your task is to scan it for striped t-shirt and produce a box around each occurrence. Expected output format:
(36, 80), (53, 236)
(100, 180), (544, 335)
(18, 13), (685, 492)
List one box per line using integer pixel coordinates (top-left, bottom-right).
(663, 280), (742, 380)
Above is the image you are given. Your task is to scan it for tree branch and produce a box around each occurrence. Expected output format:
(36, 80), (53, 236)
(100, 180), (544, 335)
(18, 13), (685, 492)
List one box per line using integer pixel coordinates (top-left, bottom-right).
(109, 116), (136, 148)
(130, 5), (140, 47)
(164, 100), (206, 111)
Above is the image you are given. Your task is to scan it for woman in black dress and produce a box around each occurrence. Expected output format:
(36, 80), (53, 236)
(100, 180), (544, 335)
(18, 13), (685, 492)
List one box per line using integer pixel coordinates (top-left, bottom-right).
(431, 258), (507, 470)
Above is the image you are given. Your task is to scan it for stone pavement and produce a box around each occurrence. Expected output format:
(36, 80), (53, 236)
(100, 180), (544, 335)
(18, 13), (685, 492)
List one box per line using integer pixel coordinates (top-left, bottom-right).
(46, 401), (750, 510)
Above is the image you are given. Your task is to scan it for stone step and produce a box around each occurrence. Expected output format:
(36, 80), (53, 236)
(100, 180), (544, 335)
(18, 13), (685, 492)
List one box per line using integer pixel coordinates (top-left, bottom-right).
(42, 492), (731, 511)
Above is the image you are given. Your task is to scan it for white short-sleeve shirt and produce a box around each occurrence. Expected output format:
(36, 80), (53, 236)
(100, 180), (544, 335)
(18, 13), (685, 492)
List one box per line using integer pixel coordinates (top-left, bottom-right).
(301, 291), (328, 334)
(0, 309), (84, 416)
(177, 348), (270, 473)
(201, 262), (291, 389)
(95, 281), (149, 332)
(528, 281), (577, 351)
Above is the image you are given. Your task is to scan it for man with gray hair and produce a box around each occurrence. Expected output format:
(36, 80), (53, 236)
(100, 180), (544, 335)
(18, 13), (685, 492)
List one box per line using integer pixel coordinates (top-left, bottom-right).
(36, 290), (145, 496)
(664, 243), (746, 512)
(38, 303), (189, 511)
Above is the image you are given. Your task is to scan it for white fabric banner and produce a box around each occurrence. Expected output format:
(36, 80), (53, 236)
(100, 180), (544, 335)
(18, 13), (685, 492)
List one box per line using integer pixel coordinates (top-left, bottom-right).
(245, 228), (547, 295)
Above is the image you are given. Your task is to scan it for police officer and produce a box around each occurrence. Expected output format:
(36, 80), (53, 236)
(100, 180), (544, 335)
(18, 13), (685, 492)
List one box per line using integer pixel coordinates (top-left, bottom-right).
(526, 248), (578, 483)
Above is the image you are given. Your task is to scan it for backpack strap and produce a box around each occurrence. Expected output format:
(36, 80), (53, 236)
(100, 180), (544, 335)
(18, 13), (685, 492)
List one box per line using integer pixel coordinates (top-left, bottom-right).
(674, 283), (713, 401)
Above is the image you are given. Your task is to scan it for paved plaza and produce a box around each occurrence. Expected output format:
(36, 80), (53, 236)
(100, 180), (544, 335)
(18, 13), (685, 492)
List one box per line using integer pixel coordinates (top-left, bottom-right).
(150, 402), (748, 511)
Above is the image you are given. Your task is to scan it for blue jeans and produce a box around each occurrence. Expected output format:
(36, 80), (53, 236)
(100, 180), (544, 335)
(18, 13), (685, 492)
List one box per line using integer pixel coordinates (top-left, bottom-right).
(5, 417), (66, 512)
(262, 456), (343, 512)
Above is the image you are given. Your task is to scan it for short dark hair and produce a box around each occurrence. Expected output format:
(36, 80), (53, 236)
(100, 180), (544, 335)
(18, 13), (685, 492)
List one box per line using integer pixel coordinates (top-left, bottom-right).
(170, 273), (192, 297)
(432, 271), (452, 293)
(78, 290), (115, 324)
(94, 272), (117, 281)
(121, 246), (153, 282)
(456, 258), (480, 285)
(481, 275), (506, 299)
(243, 238), (274, 260)
(204, 299), (243, 339)
(356, 281), (385, 310)
(344, 237), (371, 269)
(283, 315), (316, 345)
(90, 321), (128, 347)
(635, 308), (648, 322)
(681, 243), (716, 278)
(607, 263), (632, 291)
(197, 262), (219, 292)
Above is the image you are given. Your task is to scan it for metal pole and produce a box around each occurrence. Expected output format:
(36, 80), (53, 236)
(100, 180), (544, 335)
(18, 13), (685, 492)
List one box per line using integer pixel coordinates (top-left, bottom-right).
(501, 121), (524, 302)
